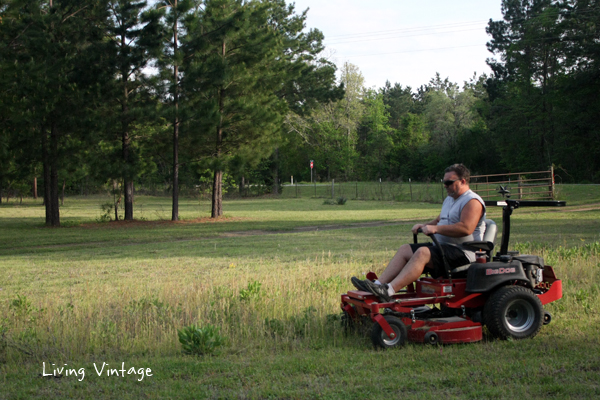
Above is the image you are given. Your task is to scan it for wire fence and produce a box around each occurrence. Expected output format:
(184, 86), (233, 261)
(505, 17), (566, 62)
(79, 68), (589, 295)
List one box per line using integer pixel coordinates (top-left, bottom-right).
(280, 180), (445, 202)
(279, 169), (555, 203)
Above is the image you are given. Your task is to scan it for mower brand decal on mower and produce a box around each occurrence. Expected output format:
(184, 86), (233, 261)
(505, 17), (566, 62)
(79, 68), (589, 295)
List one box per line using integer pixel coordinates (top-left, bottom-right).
(421, 285), (436, 294)
(443, 286), (453, 294)
(486, 267), (516, 275)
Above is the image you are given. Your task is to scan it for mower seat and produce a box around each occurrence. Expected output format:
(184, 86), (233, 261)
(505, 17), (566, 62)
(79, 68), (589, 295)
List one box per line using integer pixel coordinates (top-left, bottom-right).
(483, 219), (497, 245)
(460, 219), (497, 256)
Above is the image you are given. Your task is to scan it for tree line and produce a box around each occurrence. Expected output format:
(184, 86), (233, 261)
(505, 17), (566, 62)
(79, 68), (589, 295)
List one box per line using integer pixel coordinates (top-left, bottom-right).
(1, 0), (599, 226)
(282, 0), (600, 186)
(0, 0), (343, 225)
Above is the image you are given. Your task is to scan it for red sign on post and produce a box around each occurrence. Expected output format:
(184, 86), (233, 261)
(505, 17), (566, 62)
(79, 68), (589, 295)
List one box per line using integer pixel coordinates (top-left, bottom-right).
(310, 160), (314, 169)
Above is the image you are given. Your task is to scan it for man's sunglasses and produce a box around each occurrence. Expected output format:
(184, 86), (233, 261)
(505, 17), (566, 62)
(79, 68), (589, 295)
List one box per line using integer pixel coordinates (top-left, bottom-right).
(443, 179), (459, 186)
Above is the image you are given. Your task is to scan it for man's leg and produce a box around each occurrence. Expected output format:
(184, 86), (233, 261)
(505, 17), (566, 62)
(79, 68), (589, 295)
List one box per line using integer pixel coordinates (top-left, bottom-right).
(387, 246), (434, 292)
(378, 244), (415, 283)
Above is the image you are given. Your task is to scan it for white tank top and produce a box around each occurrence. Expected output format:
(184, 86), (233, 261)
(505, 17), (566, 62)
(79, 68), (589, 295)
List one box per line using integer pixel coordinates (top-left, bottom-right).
(434, 189), (486, 261)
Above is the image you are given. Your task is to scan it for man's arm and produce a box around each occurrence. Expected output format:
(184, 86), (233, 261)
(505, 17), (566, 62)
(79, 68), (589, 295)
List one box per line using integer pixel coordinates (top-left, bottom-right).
(412, 215), (441, 234)
(420, 199), (483, 237)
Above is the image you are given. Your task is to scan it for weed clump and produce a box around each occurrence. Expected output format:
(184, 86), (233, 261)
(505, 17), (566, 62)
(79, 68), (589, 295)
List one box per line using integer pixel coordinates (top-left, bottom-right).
(178, 324), (226, 356)
(322, 197), (347, 206)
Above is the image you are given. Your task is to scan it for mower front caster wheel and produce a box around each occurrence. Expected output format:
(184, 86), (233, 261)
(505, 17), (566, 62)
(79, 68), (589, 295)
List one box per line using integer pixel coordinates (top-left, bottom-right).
(424, 331), (439, 345)
(371, 316), (407, 349)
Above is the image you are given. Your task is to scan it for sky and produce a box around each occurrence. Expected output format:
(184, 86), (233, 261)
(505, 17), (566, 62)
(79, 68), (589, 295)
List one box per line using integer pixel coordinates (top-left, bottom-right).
(286, 0), (505, 90)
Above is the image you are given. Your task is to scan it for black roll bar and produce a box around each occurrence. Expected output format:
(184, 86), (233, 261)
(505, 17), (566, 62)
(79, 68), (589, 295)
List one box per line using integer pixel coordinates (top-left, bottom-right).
(484, 200), (566, 255)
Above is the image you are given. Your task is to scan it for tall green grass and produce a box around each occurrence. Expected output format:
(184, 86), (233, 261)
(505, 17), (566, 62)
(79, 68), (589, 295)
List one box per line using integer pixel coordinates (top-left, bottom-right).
(1, 190), (599, 398)
(1, 221), (599, 364)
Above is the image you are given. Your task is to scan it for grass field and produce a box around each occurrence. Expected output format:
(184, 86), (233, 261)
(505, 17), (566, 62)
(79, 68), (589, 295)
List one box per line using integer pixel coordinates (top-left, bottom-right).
(0, 184), (599, 399)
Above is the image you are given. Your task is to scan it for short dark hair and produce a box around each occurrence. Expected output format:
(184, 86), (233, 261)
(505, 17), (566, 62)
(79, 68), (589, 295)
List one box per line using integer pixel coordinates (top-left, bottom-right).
(445, 163), (471, 184)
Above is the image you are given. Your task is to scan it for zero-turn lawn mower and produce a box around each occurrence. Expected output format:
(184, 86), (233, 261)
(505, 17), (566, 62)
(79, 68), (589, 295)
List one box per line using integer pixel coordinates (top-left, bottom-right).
(340, 197), (566, 348)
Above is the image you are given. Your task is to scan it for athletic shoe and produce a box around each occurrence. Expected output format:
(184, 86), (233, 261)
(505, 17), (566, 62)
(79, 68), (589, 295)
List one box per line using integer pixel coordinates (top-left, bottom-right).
(351, 277), (370, 292)
(364, 280), (393, 302)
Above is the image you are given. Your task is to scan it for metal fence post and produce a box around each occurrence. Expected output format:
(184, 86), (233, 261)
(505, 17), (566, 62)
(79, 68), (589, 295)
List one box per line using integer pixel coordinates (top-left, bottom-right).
(409, 179), (413, 202)
(441, 179), (444, 201)
(332, 179), (335, 199)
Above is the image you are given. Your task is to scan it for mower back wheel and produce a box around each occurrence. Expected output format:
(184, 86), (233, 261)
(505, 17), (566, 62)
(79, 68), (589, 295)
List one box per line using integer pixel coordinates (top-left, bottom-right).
(484, 285), (543, 340)
(371, 315), (407, 349)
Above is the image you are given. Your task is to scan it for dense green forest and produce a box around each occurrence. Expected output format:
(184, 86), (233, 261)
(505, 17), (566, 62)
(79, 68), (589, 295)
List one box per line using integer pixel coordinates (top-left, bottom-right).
(1, 0), (599, 225)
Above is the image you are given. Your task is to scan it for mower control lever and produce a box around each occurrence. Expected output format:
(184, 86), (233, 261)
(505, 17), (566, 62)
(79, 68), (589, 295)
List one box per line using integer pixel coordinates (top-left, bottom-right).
(413, 228), (422, 244)
(413, 227), (431, 243)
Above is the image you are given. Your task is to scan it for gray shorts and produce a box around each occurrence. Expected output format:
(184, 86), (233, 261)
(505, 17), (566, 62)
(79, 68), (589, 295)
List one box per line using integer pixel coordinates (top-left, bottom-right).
(410, 243), (470, 278)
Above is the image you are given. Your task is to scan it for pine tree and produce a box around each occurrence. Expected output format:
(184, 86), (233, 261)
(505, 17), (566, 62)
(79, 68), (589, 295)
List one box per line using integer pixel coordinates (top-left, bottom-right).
(155, 0), (196, 221)
(182, 0), (282, 217)
(0, 0), (110, 226)
(104, 0), (162, 220)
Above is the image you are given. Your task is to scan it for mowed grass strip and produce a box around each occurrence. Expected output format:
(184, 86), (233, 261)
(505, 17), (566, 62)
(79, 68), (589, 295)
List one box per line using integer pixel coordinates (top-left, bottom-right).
(0, 188), (599, 398)
(0, 196), (443, 251)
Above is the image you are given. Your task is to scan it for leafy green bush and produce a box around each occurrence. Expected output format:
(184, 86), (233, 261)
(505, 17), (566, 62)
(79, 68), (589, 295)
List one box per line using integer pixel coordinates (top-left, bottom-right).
(178, 324), (226, 355)
(322, 198), (347, 205)
(10, 294), (32, 317)
(264, 318), (285, 337)
(290, 306), (317, 337)
(97, 202), (114, 222)
(239, 280), (262, 301)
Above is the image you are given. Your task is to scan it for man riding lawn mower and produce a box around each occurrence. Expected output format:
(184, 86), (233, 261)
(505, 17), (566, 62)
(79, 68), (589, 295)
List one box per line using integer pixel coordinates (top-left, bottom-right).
(342, 164), (565, 348)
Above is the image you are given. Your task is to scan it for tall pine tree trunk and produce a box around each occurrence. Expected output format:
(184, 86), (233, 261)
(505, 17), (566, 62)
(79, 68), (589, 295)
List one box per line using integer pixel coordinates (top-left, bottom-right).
(211, 170), (222, 218)
(42, 125), (53, 225)
(122, 121), (134, 220)
(122, 53), (134, 220)
(211, 110), (224, 217)
(172, 87), (179, 221)
(171, 0), (180, 221)
(211, 86), (225, 217)
(49, 123), (60, 226)
(211, 42), (226, 218)
(272, 147), (279, 195)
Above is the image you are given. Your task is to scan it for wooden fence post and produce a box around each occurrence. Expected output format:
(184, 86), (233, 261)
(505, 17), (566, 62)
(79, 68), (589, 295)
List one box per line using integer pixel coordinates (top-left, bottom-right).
(550, 166), (555, 199)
